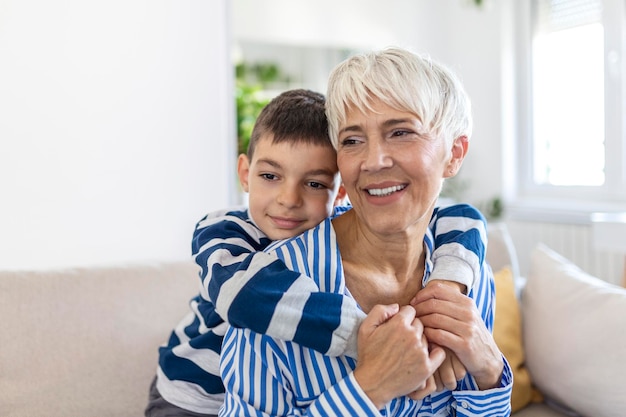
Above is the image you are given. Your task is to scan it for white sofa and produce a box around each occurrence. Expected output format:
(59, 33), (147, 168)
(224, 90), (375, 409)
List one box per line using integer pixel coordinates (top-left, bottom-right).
(1, 226), (624, 416)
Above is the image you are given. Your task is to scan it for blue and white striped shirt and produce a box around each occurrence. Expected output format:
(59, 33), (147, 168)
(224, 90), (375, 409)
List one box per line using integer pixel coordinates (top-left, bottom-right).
(220, 215), (512, 416)
(157, 204), (490, 414)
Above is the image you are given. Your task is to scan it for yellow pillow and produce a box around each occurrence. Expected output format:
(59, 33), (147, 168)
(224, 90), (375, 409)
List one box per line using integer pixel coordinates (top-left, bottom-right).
(493, 267), (537, 412)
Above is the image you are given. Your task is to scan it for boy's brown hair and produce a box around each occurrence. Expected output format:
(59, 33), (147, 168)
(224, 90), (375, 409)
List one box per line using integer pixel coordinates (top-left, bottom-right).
(247, 89), (331, 159)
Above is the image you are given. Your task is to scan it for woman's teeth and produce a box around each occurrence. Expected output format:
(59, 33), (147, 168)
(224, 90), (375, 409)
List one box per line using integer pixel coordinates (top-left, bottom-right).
(367, 185), (406, 196)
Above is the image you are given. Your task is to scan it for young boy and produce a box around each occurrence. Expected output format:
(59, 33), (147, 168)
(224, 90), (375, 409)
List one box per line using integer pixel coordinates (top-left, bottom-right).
(146, 89), (486, 416)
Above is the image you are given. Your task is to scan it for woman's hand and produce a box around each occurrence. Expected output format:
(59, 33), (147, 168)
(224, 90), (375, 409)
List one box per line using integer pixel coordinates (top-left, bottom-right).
(353, 304), (446, 408)
(411, 282), (504, 390)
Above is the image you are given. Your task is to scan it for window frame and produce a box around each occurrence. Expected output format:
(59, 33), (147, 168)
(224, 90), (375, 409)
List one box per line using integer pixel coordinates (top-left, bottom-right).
(512, 0), (626, 218)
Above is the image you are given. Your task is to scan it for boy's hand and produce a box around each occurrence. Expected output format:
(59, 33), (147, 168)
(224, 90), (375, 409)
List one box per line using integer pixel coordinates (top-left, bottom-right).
(432, 345), (466, 390)
(411, 279), (466, 305)
(408, 345), (466, 397)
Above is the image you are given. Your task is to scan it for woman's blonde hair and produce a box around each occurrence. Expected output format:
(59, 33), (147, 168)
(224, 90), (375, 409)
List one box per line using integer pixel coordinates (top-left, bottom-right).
(326, 47), (472, 149)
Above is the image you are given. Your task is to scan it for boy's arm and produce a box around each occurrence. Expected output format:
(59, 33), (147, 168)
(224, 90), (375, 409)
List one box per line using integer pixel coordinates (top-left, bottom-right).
(427, 203), (487, 294)
(420, 203), (487, 391)
(193, 209), (363, 358)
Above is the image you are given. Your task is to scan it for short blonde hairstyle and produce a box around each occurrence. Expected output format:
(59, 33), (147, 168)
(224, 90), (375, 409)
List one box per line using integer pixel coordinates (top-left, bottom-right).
(326, 47), (472, 149)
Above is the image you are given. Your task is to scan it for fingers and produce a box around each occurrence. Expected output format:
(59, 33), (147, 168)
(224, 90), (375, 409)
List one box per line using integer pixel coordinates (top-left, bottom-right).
(354, 305), (440, 408)
(409, 340), (447, 399)
(408, 375), (437, 401)
(451, 352), (467, 381)
(431, 345), (467, 391)
(428, 343), (446, 371)
(412, 283), (476, 351)
(356, 302), (478, 406)
(433, 369), (444, 392)
(371, 303), (401, 324)
(395, 304), (418, 322)
(412, 281), (470, 307)
(438, 349), (460, 390)
(410, 280), (461, 306)
(359, 304), (400, 337)
(423, 313), (504, 391)
(412, 282), (503, 392)
(390, 305), (423, 334)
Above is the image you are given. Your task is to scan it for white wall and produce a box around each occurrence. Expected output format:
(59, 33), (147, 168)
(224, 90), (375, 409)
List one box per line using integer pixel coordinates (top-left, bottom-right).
(0, 0), (513, 270)
(410, 1), (509, 206)
(0, 0), (235, 270)
(233, 0), (423, 49)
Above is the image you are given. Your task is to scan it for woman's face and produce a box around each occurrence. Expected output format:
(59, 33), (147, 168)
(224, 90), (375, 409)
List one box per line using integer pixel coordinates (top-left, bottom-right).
(336, 98), (464, 235)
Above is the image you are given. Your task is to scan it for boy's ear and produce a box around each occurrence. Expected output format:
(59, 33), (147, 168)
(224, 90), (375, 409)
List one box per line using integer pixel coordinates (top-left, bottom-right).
(237, 154), (251, 192)
(444, 136), (469, 178)
(334, 184), (347, 207)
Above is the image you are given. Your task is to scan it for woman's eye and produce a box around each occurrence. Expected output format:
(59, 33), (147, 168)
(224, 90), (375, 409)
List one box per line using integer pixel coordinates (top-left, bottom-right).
(391, 129), (412, 137)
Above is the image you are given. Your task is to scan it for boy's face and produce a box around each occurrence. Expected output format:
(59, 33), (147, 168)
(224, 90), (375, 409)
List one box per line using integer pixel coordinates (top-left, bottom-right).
(238, 135), (340, 240)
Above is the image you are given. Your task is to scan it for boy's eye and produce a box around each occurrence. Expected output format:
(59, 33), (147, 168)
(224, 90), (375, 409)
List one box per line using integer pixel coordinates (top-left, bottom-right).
(340, 137), (360, 147)
(307, 181), (328, 189)
(260, 173), (278, 181)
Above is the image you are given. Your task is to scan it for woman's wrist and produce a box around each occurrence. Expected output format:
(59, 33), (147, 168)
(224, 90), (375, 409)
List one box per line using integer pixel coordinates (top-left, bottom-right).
(473, 357), (504, 390)
(353, 367), (387, 409)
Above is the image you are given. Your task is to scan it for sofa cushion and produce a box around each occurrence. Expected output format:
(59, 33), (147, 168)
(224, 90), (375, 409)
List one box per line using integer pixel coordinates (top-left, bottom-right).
(493, 266), (534, 413)
(512, 403), (576, 417)
(0, 261), (199, 417)
(522, 244), (626, 417)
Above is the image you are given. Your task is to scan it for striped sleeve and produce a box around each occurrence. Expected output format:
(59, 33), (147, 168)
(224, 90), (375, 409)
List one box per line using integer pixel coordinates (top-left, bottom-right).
(451, 261), (513, 415)
(193, 209), (363, 358)
(453, 358), (513, 417)
(427, 203), (487, 293)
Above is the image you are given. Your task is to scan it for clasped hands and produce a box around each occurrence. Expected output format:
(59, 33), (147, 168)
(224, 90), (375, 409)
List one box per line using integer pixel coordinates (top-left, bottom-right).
(352, 282), (504, 410)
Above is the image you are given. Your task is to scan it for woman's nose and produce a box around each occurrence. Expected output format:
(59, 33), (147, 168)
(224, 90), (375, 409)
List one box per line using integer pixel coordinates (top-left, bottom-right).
(277, 183), (302, 208)
(362, 139), (393, 171)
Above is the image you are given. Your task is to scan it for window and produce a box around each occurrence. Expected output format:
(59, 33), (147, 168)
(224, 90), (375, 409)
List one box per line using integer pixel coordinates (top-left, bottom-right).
(517, 0), (626, 210)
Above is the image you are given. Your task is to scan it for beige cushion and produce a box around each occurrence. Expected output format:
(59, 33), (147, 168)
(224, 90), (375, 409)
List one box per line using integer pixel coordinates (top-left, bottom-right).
(0, 261), (199, 417)
(522, 244), (626, 417)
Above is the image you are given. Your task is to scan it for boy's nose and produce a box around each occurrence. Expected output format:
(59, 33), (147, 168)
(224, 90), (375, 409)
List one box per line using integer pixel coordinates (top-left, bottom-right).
(277, 184), (302, 208)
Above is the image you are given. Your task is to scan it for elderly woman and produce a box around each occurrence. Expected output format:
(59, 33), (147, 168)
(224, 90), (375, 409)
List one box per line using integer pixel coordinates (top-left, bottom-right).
(219, 47), (512, 416)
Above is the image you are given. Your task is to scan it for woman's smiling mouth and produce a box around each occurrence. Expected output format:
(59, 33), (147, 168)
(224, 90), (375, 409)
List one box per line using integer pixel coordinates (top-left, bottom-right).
(366, 184), (407, 196)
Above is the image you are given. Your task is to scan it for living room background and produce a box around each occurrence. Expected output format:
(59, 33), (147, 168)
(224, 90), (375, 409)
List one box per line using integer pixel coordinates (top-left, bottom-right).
(1, 0), (624, 282)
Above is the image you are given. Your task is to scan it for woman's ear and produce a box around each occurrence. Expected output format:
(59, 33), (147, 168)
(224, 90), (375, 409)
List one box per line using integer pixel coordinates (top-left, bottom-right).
(444, 136), (469, 178)
(237, 153), (251, 192)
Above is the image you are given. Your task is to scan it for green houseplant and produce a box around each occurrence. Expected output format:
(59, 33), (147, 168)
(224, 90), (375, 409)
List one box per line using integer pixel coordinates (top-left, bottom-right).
(235, 62), (285, 155)
(235, 81), (269, 155)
